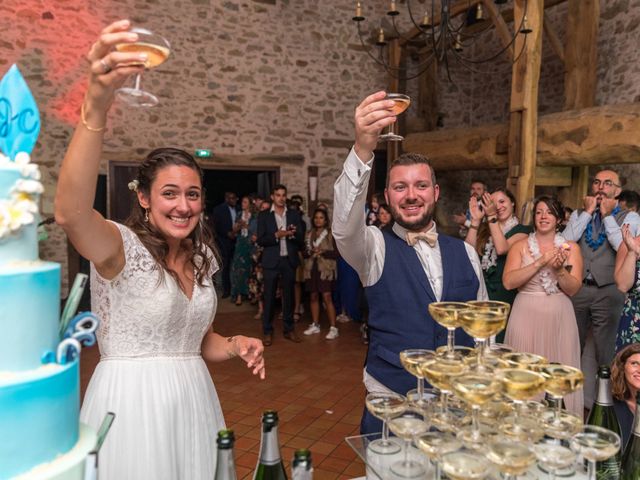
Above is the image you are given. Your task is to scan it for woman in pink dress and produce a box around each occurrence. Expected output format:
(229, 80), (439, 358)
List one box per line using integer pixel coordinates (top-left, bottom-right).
(503, 196), (584, 414)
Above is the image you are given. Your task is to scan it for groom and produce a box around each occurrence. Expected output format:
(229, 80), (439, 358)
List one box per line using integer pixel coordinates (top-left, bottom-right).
(332, 91), (488, 435)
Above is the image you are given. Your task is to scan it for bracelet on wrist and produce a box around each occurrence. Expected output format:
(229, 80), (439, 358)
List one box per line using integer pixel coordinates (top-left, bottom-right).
(469, 223), (480, 230)
(226, 336), (238, 359)
(80, 103), (106, 132)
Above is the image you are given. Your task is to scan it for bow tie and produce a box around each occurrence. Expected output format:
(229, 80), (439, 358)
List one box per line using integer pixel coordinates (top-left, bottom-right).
(406, 231), (438, 248)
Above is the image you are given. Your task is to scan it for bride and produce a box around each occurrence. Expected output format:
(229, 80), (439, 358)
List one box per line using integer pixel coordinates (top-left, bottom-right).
(55, 19), (265, 480)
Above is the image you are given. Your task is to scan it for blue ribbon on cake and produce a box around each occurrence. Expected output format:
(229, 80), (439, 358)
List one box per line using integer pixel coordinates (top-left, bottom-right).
(0, 64), (41, 159)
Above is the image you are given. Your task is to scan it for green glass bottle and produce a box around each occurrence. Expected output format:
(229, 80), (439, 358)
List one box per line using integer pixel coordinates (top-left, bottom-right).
(621, 392), (640, 480)
(214, 429), (238, 480)
(253, 411), (287, 480)
(587, 366), (622, 480)
(291, 449), (313, 480)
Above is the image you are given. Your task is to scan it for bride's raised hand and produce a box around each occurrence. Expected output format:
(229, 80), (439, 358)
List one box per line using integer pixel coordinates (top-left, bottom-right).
(84, 20), (146, 114)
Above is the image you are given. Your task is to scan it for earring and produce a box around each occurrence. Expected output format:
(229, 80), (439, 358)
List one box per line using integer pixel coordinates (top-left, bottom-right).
(144, 209), (149, 222)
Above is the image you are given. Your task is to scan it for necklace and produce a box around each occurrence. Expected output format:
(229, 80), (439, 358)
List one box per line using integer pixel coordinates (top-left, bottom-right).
(528, 232), (566, 295)
(585, 206), (620, 250)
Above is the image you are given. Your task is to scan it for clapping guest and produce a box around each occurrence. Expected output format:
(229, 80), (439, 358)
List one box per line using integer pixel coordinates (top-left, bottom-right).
(302, 209), (339, 339)
(503, 196), (583, 414)
(54, 20), (265, 479)
(230, 196), (254, 306)
(611, 343), (640, 448)
(614, 225), (640, 349)
(465, 188), (530, 341)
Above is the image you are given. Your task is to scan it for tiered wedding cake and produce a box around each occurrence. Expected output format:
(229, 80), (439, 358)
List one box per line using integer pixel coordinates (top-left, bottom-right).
(0, 65), (97, 480)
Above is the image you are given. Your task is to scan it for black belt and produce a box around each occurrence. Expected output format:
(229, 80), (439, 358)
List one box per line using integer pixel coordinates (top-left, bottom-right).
(583, 278), (598, 287)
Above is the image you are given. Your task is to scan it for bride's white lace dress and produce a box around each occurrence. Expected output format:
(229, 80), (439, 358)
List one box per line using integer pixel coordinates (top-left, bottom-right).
(80, 222), (224, 480)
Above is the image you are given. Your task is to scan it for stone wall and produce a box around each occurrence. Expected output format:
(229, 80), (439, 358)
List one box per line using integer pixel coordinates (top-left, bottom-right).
(1, 0), (386, 292)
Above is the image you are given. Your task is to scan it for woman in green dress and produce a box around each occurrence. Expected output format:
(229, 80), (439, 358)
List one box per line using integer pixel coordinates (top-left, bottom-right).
(465, 188), (531, 342)
(230, 196), (255, 305)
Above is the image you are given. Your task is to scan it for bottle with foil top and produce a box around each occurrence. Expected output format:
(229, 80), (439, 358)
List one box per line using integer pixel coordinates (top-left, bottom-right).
(253, 410), (287, 480)
(291, 449), (313, 480)
(214, 429), (238, 480)
(587, 366), (622, 480)
(621, 392), (640, 480)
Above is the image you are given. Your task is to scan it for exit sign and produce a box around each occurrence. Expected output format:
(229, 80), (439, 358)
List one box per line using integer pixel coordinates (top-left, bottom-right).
(195, 149), (212, 158)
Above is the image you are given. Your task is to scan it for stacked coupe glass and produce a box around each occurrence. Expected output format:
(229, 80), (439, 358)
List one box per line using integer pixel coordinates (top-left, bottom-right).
(363, 301), (621, 480)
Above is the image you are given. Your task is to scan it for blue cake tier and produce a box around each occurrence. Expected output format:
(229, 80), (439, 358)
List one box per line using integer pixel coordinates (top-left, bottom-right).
(0, 165), (39, 265)
(0, 360), (80, 479)
(0, 261), (60, 371)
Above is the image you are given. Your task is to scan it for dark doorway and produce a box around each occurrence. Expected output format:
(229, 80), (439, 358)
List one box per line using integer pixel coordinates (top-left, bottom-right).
(203, 168), (277, 213)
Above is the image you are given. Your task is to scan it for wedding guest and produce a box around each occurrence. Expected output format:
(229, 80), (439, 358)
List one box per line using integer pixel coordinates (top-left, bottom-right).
(289, 195), (308, 321)
(465, 188), (530, 341)
(212, 191), (239, 299)
(230, 196), (254, 306)
(257, 184), (305, 346)
(377, 203), (393, 230)
(332, 91), (488, 435)
(618, 190), (640, 213)
(54, 20), (264, 479)
(611, 343), (640, 449)
(452, 180), (487, 238)
(302, 208), (339, 339)
(615, 225), (640, 349)
(563, 170), (640, 366)
(503, 196), (583, 414)
(367, 192), (383, 226)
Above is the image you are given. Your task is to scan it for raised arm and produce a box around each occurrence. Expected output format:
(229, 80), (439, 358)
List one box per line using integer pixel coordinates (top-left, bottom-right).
(615, 225), (640, 292)
(54, 20), (144, 277)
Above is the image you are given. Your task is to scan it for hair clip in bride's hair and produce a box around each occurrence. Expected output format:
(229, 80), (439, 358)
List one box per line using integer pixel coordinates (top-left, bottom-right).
(128, 179), (139, 192)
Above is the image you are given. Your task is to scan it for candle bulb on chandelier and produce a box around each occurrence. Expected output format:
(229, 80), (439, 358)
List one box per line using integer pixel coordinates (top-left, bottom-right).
(421, 11), (431, 28)
(388, 0), (399, 16)
(476, 4), (484, 21)
(353, 1), (364, 22)
(377, 27), (386, 46)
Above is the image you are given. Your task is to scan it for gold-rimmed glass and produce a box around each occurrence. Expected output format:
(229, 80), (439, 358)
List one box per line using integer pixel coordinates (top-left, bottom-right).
(502, 352), (547, 370)
(441, 449), (492, 480)
(387, 408), (430, 478)
(379, 93), (410, 142)
(420, 356), (468, 431)
(495, 368), (546, 442)
(485, 436), (536, 480)
(533, 442), (577, 480)
(365, 392), (407, 454)
(400, 349), (436, 409)
(429, 302), (472, 360)
(570, 425), (621, 480)
(115, 27), (171, 107)
(451, 372), (501, 446)
(416, 431), (462, 480)
(459, 305), (507, 371)
(539, 364), (584, 439)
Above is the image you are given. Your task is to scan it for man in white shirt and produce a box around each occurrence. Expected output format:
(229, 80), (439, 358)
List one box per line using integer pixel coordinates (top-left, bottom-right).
(332, 91), (488, 434)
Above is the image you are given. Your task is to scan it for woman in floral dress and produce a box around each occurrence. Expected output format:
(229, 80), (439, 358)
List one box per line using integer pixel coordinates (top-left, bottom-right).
(614, 224), (640, 350)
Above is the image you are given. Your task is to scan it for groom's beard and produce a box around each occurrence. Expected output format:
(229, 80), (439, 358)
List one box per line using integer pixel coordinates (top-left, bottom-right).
(390, 202), (435, 232)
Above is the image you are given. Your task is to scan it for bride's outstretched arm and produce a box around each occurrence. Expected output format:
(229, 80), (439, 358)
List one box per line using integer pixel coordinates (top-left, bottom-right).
(55, 20), (144, 277)
(202, 331), (266, 379)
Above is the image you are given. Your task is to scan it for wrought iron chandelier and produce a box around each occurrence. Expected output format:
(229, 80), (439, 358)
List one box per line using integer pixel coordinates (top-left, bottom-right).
(352, 0), (531, 81)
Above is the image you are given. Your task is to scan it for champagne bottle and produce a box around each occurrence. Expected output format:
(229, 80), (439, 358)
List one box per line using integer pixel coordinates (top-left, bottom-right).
(621, 392), (640, 480)
(587, 366), (622, 480)
(253, 410), (287, 480)
(215, 429), (238, 480)
(291, 449), (313, 480)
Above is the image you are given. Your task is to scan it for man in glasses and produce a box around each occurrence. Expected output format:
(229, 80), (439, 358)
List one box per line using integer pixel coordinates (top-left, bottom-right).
(563, 169), (640, 367)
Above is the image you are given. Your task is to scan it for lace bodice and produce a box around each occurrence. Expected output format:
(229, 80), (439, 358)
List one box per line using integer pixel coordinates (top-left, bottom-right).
(90, 222), (219, 358)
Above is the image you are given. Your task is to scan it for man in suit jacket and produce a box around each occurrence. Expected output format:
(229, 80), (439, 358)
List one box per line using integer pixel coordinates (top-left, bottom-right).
(212, 191), (239, 298)
(257, 184), (305, 345)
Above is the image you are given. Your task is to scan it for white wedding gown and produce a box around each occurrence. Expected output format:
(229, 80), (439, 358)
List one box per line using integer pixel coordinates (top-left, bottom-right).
(81, 222), (225, 480)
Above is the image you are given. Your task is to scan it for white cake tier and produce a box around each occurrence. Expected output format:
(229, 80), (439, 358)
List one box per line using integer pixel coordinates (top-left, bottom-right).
(13, 424), (97, 480)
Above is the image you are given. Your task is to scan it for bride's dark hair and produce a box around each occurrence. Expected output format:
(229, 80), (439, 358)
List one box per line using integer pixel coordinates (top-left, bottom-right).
(125, 147), (218, 286)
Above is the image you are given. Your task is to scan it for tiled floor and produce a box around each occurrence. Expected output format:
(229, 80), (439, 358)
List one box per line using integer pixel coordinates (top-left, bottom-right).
(80, 296), (368, 479)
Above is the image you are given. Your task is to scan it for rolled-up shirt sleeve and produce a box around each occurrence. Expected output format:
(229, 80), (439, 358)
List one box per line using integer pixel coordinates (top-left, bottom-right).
(332, 147), (385, 286)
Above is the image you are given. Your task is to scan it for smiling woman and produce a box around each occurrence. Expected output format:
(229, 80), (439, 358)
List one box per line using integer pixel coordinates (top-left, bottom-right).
(53, 19), (266, 480)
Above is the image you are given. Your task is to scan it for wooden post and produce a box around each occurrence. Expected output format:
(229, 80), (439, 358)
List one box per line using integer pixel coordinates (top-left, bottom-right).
(558, 0), (600, 209)
(507, 0), (544, 215)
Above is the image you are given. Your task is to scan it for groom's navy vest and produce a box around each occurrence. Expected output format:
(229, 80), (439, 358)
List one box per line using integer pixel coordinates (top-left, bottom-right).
(364, 229), (479, 396)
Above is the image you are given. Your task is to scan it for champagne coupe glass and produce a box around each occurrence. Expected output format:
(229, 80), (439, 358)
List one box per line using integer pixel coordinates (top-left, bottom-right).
(441, 449), (492, 480)
(429, 302), (471, 360)
(496, 368), (546, 442)
(451, 372), (501, 446)
(485, 437), (536, 480)
(502, 352), (547, 370)
(532, 442), (577, 480)
(539, 364), (584, 439)
(570, 425), (621, 480)
(465, 300), (510, 355)
(416, 431), (462, 480)
(459, 305), (508, 371)
(387, 409), (430, 477)
(365, 392), (407, 454)
(400, 349), (436, 408)
(379, 93), (410, 142)
(115, 27), (171, 107)
(420, 356), (468, 431)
